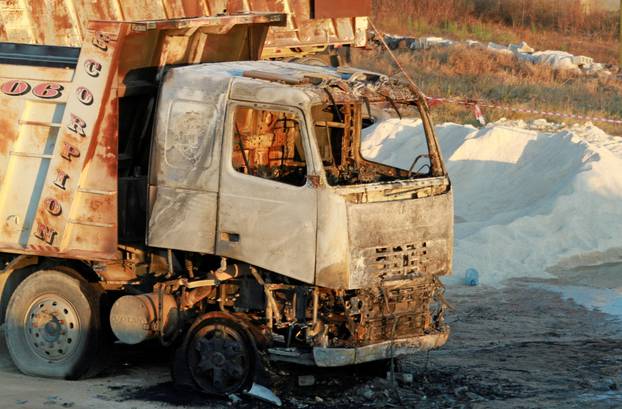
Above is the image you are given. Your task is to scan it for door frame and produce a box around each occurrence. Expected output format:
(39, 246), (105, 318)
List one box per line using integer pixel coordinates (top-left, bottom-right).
(215, 100), (319, 283)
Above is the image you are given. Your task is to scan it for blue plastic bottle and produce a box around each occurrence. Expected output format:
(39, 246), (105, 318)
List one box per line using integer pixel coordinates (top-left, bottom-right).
(465, 268), (480, 286)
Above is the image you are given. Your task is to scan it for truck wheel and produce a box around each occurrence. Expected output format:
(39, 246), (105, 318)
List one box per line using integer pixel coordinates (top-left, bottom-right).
(4, 269), (104, 379)
(174, 315), (256, 395)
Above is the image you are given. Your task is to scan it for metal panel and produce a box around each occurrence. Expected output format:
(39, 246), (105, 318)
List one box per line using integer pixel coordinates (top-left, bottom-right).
(0, 15), (284, 261)
(0, 23), (122, 260)
(315, 188), (349, 288)
(148, 187), (219, 253)
(215, 100), (318, 284)
(0, 43), (79, 68)
(147, 68), (229, 254)
(314, 0), (372, 19)
(0, 1), (367, 58)
(345, 191), (454, 289)
(25, 22), (125, 259)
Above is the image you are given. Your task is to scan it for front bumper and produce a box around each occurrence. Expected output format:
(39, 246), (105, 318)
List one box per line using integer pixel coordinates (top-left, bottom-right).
(268, 328), (449, 367)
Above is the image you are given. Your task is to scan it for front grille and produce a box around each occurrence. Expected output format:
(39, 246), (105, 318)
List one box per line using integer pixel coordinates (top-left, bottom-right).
(347, 276), (444, 344)
(360, 241), (431, 281)
(365, 311), (430, 341)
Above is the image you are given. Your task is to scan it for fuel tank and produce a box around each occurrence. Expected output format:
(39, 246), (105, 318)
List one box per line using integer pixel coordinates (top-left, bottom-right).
(110, 293), (179, 344)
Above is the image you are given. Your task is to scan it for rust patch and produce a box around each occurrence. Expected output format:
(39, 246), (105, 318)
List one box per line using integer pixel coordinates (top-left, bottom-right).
(0, 110), (18, 155)
(0, 2), (365, 58)
(314, 0), (371, 19)
(81, 95), (118, 182)
(0, 13), (6, 40)
(89, 199), (102, 211)
(1, 218), (14, 237)
(182, 0), (208, 16)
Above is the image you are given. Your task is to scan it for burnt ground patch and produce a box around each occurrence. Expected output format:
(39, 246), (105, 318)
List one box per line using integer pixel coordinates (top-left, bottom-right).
(90, 283), (622, 409)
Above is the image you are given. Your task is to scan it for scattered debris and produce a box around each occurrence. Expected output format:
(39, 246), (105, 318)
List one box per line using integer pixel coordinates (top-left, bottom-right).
(453, 385), (469, 398)
(359, 385), (375, 399)
(412, 36), (455, 50)
(227, 394), (241, 404)
(386, 371), (414, 385)
(379, 33), (618, 77)
(464, 268), (480, 286)
(245, 383), (282, 406)
(298, 375), (316, 387)
(401, 373), (414, 385)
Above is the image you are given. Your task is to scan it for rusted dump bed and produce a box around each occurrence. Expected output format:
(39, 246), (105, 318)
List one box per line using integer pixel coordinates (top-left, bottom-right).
(0, 0), (369, 58)
(0, 13), (284, 260)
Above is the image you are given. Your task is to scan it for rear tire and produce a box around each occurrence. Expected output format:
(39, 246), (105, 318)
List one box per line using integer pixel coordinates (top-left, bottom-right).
(4, 269), (105, 379)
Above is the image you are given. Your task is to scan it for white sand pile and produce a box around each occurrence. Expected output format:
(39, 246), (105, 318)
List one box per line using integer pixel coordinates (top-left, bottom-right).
(361, 118), (622, 285)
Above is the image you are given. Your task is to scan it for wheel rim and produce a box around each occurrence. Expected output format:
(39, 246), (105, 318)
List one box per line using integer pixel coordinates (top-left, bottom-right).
(187, 322), (252, 394)
(25, 295), (81, 362)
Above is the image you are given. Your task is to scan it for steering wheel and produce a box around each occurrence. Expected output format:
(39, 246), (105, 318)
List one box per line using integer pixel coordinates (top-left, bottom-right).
(408, 154), (431, 177)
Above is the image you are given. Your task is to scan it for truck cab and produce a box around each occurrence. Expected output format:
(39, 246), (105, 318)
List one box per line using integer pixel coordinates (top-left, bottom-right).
(148, 61), (452, 370)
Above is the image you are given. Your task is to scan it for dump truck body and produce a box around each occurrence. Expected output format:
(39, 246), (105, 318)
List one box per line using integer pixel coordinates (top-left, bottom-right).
(0, 12), (452, 397)
(0, 14), (281, 260)
(0, 0), (369, 59)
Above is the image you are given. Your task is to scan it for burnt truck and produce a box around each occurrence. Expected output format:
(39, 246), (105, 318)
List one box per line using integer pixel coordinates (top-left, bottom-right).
(0, 12), (453, 397)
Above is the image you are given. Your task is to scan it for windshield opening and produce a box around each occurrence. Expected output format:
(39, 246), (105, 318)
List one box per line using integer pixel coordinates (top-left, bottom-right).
(312, 100), (442, 186)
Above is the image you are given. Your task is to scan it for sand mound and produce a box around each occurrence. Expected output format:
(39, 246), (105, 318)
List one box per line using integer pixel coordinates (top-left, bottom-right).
(362, 119), (622, 284)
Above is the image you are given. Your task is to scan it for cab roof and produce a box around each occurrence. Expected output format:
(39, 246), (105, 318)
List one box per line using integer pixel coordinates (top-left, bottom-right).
(167, 60), (418, 108)
(171, 60), (359, 83)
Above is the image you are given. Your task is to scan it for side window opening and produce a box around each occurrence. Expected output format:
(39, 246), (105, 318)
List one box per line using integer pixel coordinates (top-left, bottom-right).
(232, 107), (308, 187)
(362, 103), (432, 176)
(313, 104), (345, 168)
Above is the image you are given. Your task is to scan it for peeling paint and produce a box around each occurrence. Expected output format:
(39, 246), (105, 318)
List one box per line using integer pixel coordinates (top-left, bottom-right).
(0, 1), (367, 59)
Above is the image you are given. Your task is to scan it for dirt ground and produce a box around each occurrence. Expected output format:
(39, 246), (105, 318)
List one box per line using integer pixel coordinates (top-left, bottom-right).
(1, 277), (622, 409)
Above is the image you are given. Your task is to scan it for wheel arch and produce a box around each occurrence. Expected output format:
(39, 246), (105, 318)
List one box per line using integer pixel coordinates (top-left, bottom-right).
(0, 255), (100, 325)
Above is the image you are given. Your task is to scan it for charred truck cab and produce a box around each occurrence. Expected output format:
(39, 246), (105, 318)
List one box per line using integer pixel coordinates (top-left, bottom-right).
(147, 61), (453, 381)
(0, 12), (452, 398)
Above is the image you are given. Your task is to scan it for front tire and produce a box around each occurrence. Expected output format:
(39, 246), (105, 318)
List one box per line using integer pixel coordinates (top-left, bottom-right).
(4, 269), (105, 379)
(174, 315), (256, 395)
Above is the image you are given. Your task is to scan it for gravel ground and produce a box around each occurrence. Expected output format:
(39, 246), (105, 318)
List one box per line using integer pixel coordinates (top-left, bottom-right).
(1, 277), (621, 409)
